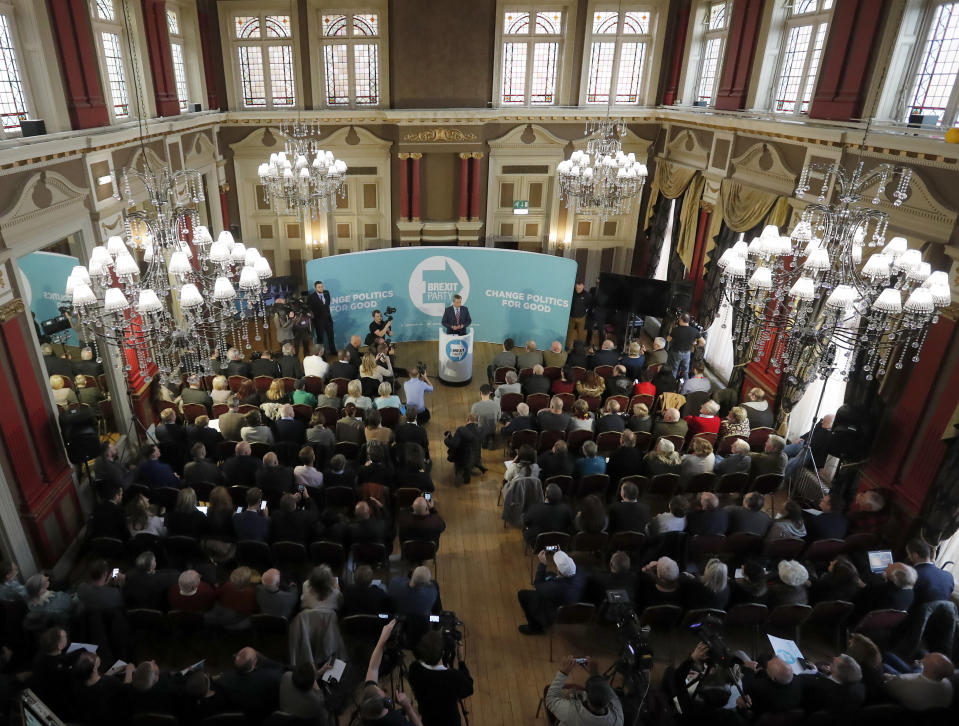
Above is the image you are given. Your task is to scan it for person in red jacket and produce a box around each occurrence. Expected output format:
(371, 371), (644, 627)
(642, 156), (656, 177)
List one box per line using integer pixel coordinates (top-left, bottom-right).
(685, 400), (722, 438)
(168, 570), (216, 613)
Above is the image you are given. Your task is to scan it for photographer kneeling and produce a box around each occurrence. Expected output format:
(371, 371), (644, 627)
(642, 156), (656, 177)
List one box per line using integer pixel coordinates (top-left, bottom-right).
(664, 642), (748, 725)
(408, 630), (474, 726)
(544, 656), (622, 726)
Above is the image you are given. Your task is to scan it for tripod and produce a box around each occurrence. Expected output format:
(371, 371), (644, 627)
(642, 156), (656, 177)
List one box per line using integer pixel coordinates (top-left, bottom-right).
(786, 366), (833, 504)
(603, 657), (651, 726)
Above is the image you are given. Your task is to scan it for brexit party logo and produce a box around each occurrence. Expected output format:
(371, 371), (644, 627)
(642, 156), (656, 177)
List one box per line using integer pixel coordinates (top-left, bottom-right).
(408, 256), (470, 316)
(445, 338), (468, 362)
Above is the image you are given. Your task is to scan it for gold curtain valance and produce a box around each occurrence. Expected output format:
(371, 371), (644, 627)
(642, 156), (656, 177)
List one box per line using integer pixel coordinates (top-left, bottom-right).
(676, 174), (706, 270)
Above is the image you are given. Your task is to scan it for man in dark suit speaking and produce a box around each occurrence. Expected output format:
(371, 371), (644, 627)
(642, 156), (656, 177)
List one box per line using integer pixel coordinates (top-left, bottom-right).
(307, 280), (336, 355)
(441, 294), (471, 335)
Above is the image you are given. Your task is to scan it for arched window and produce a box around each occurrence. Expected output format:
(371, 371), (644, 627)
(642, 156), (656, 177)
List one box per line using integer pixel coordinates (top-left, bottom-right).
(319, 11), (382, 106)
(696, 1), (728, 105)
(229, 12), (296, 109)
(91, 0), (133, 120)
(583, 7), (654, 105)
(0, 3), (30, 133)
(166, 8), (188, 111)
(771, 0), (833, 115)
(497, 7), (568, 106)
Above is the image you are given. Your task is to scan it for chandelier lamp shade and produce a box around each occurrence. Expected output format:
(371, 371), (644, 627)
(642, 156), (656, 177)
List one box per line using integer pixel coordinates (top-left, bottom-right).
(64, 163), (273, 385)
(557, 119), (648, 221)
(257, 120), (348, 217)
(718, 160), (952, 389)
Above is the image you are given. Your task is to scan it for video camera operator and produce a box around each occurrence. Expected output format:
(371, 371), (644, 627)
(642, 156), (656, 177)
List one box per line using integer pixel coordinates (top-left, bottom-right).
(367, 308), (395, 346)
(665, 642), (748, 725)
(273, 295), (314, 357)
(408, 627), (473, 726)
(545, 656), (623, 726)
(359, 619), (424, 726)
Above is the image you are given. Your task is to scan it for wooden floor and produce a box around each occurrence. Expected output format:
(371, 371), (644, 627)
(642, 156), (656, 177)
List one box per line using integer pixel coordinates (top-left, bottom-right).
(388, 341), (619, 725)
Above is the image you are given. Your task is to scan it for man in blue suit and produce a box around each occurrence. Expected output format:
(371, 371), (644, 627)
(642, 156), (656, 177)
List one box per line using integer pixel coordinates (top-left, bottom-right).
(441, 294), (471, 335)
(907, 538), (955, 605)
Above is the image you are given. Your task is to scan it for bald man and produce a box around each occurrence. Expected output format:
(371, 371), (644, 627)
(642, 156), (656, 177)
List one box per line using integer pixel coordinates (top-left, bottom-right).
(885, 652), (955, 711)
(739, 656), (802, 715)
(398, 496), (446, 547)
(218, 646), (283, 721)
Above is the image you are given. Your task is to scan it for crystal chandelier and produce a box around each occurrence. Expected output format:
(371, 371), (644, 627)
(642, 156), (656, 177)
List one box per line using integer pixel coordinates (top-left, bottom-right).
(718, 160), (952, 387)
(257, 120), (348, 217)
(557, 118), (648, 221)
(64, 163), (273, 384)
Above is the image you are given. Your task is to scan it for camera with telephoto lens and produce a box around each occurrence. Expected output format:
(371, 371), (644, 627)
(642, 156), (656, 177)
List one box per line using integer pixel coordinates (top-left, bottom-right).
(606, 590), (653, 670)
(688, 613), (741, 667)
(437, 610), (463, 666)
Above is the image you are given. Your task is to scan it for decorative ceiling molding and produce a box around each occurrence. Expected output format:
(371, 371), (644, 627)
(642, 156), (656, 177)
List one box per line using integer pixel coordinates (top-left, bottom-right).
(0, 171), (89, 236)
(663, 128), (709, 169)
(127, 146), (168, 173)
(865, 170), (958, 243)
(488, 124), (568, 150)
(729, 142), (797, 196)
(321, 126), (392, 149)
(183, 131), (217, 167)
(402, 128), (478, 143)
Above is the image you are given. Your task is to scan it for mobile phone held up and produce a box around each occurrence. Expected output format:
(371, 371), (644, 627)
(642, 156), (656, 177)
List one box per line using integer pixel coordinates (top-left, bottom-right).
(545, 545), (559, 553)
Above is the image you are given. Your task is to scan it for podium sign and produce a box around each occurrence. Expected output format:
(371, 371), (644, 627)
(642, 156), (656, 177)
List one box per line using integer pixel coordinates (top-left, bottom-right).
(438, 327), (474, 384)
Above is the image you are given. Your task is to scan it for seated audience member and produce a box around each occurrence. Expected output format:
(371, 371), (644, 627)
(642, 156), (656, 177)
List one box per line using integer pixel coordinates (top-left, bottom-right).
(799, 653), (865, 714)
(652, 408), (688, 439)
(680, 362), (711, 395)
(408, 630), (474, 726)
(685, 558), (730, 610)
(633, 368), (657, 397)
(31, 626), (81, 717)
(250, 349), (282, 379)
(517, 550), (584, 635)
(538, 396), (572, 432)
(301, 564), (342, 613)
(398, 443), (434, 493)
(590, 339), (620, 368)
(76, 558), (123, 612)
(542, 341), (568, 369)
(574, 495), (608, 534)
(256, 451), (295, 503)
(398, 496), (447, 547)
(263, 379), (290, 408)
(637, 557), (684, 607)
(686, 492), (728, 536)
(335, 403), (365, 445)
(168, 570), (216, 613)
(576, 370), (605, 399)
(718, 406), (752, 440)
(906, 537), (955, 605)
(651, 496), (688, 535)
(849, 489), (889, 535)
(714, 438), (752, 476)
(679, 437), (715, 486)
(651, 367), (679, 396)
(726, 491), (772, 537)
(803, 493), (849, 541)
(127, 493), (167, 537)
(270, 493), (317, 544)
(729, 560), (769, 606)
(576, 441), (606, 479)
(123, 551), (177, 610)
(233, 487), (270, 541)
(587, 551), (637, 610)
(494, 370), (522, 403)
(596, 399), (625, 434)
(315, 382), (342, 410)
(94, 441), (132, 491)
(75, 375), (102, 408)
(50, 374), (78, 406)
(768, 560), (810, 608)
(42, 345), (73, 378)
(364, 408), (392, 445)
(523, 365), (552, 396)
(241, 410), (274, 445)
(221, 441), (263, 487)
(685, 400), (722, 437)
(256, 568), (298, 619)
(73, 650), (134, 726)
(210, 375), (231, 406)
(217, 396), (246, 442)
(521, 485), (572, 547)
(539, 440), (576, 481)
(301, 344), (328, 379)
(858, 562), (916, 614)
(388, 565), (439, 618)
(766, 500), (807, 541)
(135, 443), (179, 488)
(165, 487), (207, 538)
(342, 565), (390, 617)
(742, 387), (775, 428)
(0, 560), (25, 602)
(274, 404), (307, 445)
(183, 441), (223, 486)
(884, 652), (955, 711)
(627, 402), (654, 434)
(207, 566), (258, 627)
(347, 501), (392, 552)
(204, 486), (238, 546)
(517, 340), (545, 370)
(606, 429), (644, 485)
(643, 438), (682, 477)
(608, 481), (650, 534)
(750, 434), (788, 479)
(323, 454), (356, 490)
(784, 414), (834, 479)
(810, 556), (863, 604)
(846, 633), (885, 703)
(620, 342), (646, 380)
(294, 445), (324, 490)
(225, 348), (252, 379)
(218, 647), (283, 722)
(72, 346), (103, 377)
(550, 367), (576, 395)
(279, 662), (333, 725)
(544, 657), (622, 726)
(327, 348), (356, 381)
(305, 410), (335, 450)
(489, 337), (517, 379)
(90, 482), (129, 542)
(503, 445), (539, 489)
(739, 656), (803, 717)
(605, 365), (634, 398)
(236, 379), (260, 407)
(343, 379), (373, 411)
(374, 381), (402, 411)
(156, 407), (188, 449)
(567, 399), (594, 432)
(356, 441), (395, 489)
(502, 402), (534, 437)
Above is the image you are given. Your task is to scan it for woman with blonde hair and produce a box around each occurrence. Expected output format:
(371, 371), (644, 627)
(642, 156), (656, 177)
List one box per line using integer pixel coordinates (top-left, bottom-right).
(343, 379), (372, 411)
(126, 494), (166, 537)
(686, 558), (730, 610)
(210, 375), (231, 405)
(718, 406), (751, 440)
(50, 375), (78, 406)
(628, 402), (653, 433)
(373, 381), (401, 410)
(315, 381), (341, 410)
(621, 341), (645, 379)
(164, 487), (206, 538)
(360, 351), (393, 382)
(679, 437), (715, 486)
(264, 379), (289, 404)
(643, 437), (682, 476)
(568, 398), (594, 432)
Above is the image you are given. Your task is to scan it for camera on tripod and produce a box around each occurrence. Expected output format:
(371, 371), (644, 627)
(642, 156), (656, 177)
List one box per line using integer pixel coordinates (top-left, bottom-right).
(688, 613), (741, 667)
(429, 610), (463, 665)
(605, 590), (653, 671)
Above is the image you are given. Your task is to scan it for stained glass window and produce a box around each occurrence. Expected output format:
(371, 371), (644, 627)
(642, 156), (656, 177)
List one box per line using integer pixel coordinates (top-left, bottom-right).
(696, 2), (728, 105)
(905, 2), (959, 124)
(320, 11), (381, 106)
(585, 7), (651, 105)
(697, 37), (722, 103)
(171, 42), (189, 111)
(101, 32), (129, 118)
(268, 45), (295, 106)
(772, 0), (832, 114)
(95, 0), (115, 22)
(233, 13), (295, 109)
(234, 16), (260, 39)
(239, 46), (265, 107)
(166, 9), (179, 35)
(0, 14), (28, 131)
(708, 1), (726, 30)
(500, 8), (564, 105)
(264, 15), (291, 38)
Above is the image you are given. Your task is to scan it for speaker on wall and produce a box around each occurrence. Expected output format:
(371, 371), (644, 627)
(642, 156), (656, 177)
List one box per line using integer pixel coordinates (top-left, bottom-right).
(21, 119), (46, 137)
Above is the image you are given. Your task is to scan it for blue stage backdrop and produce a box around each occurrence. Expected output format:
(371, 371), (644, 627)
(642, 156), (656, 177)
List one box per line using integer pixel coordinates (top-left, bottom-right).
(17, 250), (80, 346)
(305, 247), (577, 346)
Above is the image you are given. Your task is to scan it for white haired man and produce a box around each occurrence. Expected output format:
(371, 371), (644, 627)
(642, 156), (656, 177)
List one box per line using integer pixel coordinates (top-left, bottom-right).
(644, 337), (668, 368)
(543, 341), (567, 368)
(652, 407), (688, 439)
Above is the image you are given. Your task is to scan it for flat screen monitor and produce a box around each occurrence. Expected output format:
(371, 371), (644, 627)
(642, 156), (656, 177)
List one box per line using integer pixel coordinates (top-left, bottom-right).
(867, 550), (894, 573)
(598, 273), (670, 317)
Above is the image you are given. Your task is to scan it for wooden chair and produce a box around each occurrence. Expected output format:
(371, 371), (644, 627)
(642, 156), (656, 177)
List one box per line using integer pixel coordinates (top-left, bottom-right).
(751, 473), (784, 497)
(544, 475), (573, 498)
(292, 404), (313, 422)
(378, 407), (401, 429)
(570, 532), (609, 563)
(250, 442), (273, 459)
(323, 486), (357, 510)
(253, 376), (274, 394)
(715, 472), (749, 497)
(618, 475), (649, 497)
(593, 365), (614, 379)
(852, 609), (908, 648)
(633, 430), (652, 452)
(608, 530), (646, 556)
(316, 406), (339, 427)
(680, 608), (727, 631)
(576, 474), (609, 500)
(236, 540), (273, 571)
(683, 472), (716, 494)
(401, 539), (438, 573)
(271, 541), (309, 575)
(806, 599), (855, 652)
(334, 440), (359, 461)
(763, 536), (806, 561)
(329, 378), (350, 397)
(549, 603), (596, 661)
(526, 393), (550, 415)
(606, 395), (629, 411)
(717, 435), (746, 457)
(655, 434), (686, 453)
(163, 536), (210, 570)
(537, 429), (566, 453)
(579, 395), (601, 412)
(767, 604), (813, 644)
(237, 404), (258, 414)
(645, 363), (662, 377)
(88, 536), (125, 562)
(493, 367), (515, 385)
(565, 429), (593, 455)
(688, 431), (717, 451)
(217, 440), (237, 461)
(638, 604), (682, 663)
(748, 427), (775, 452)
(556, 392), (575, 411)
(182, 403), (207, 424)
(303, 376), (324, 395)
(228, 485), (250, 508)
(506, 429), (538, 457)
(394, 487), (421, 510)
(725, 603), (769, 658)
(681, 391), (713, 419)
(517, 367), (533, 381)
(804, 538), (847, 567)
(843, 532), (881, 554)
(649, 473), (680, 498)
(595, 430), (622, 456)
(212, 403), (229, 418)
(149, 486), (180, 511)
(351, 542), (389, 572)
(276, 377), (294, 392)
(629, 393), (654, 410)
(309, 541), (346, 573)
(228, 375), (250, 392)
(568, 366), (587, 383)
(542, 366), (562, 381)
(723, 532), (763, 564)
(499, 392), (524, 417)
(687, 534), (727, 565)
